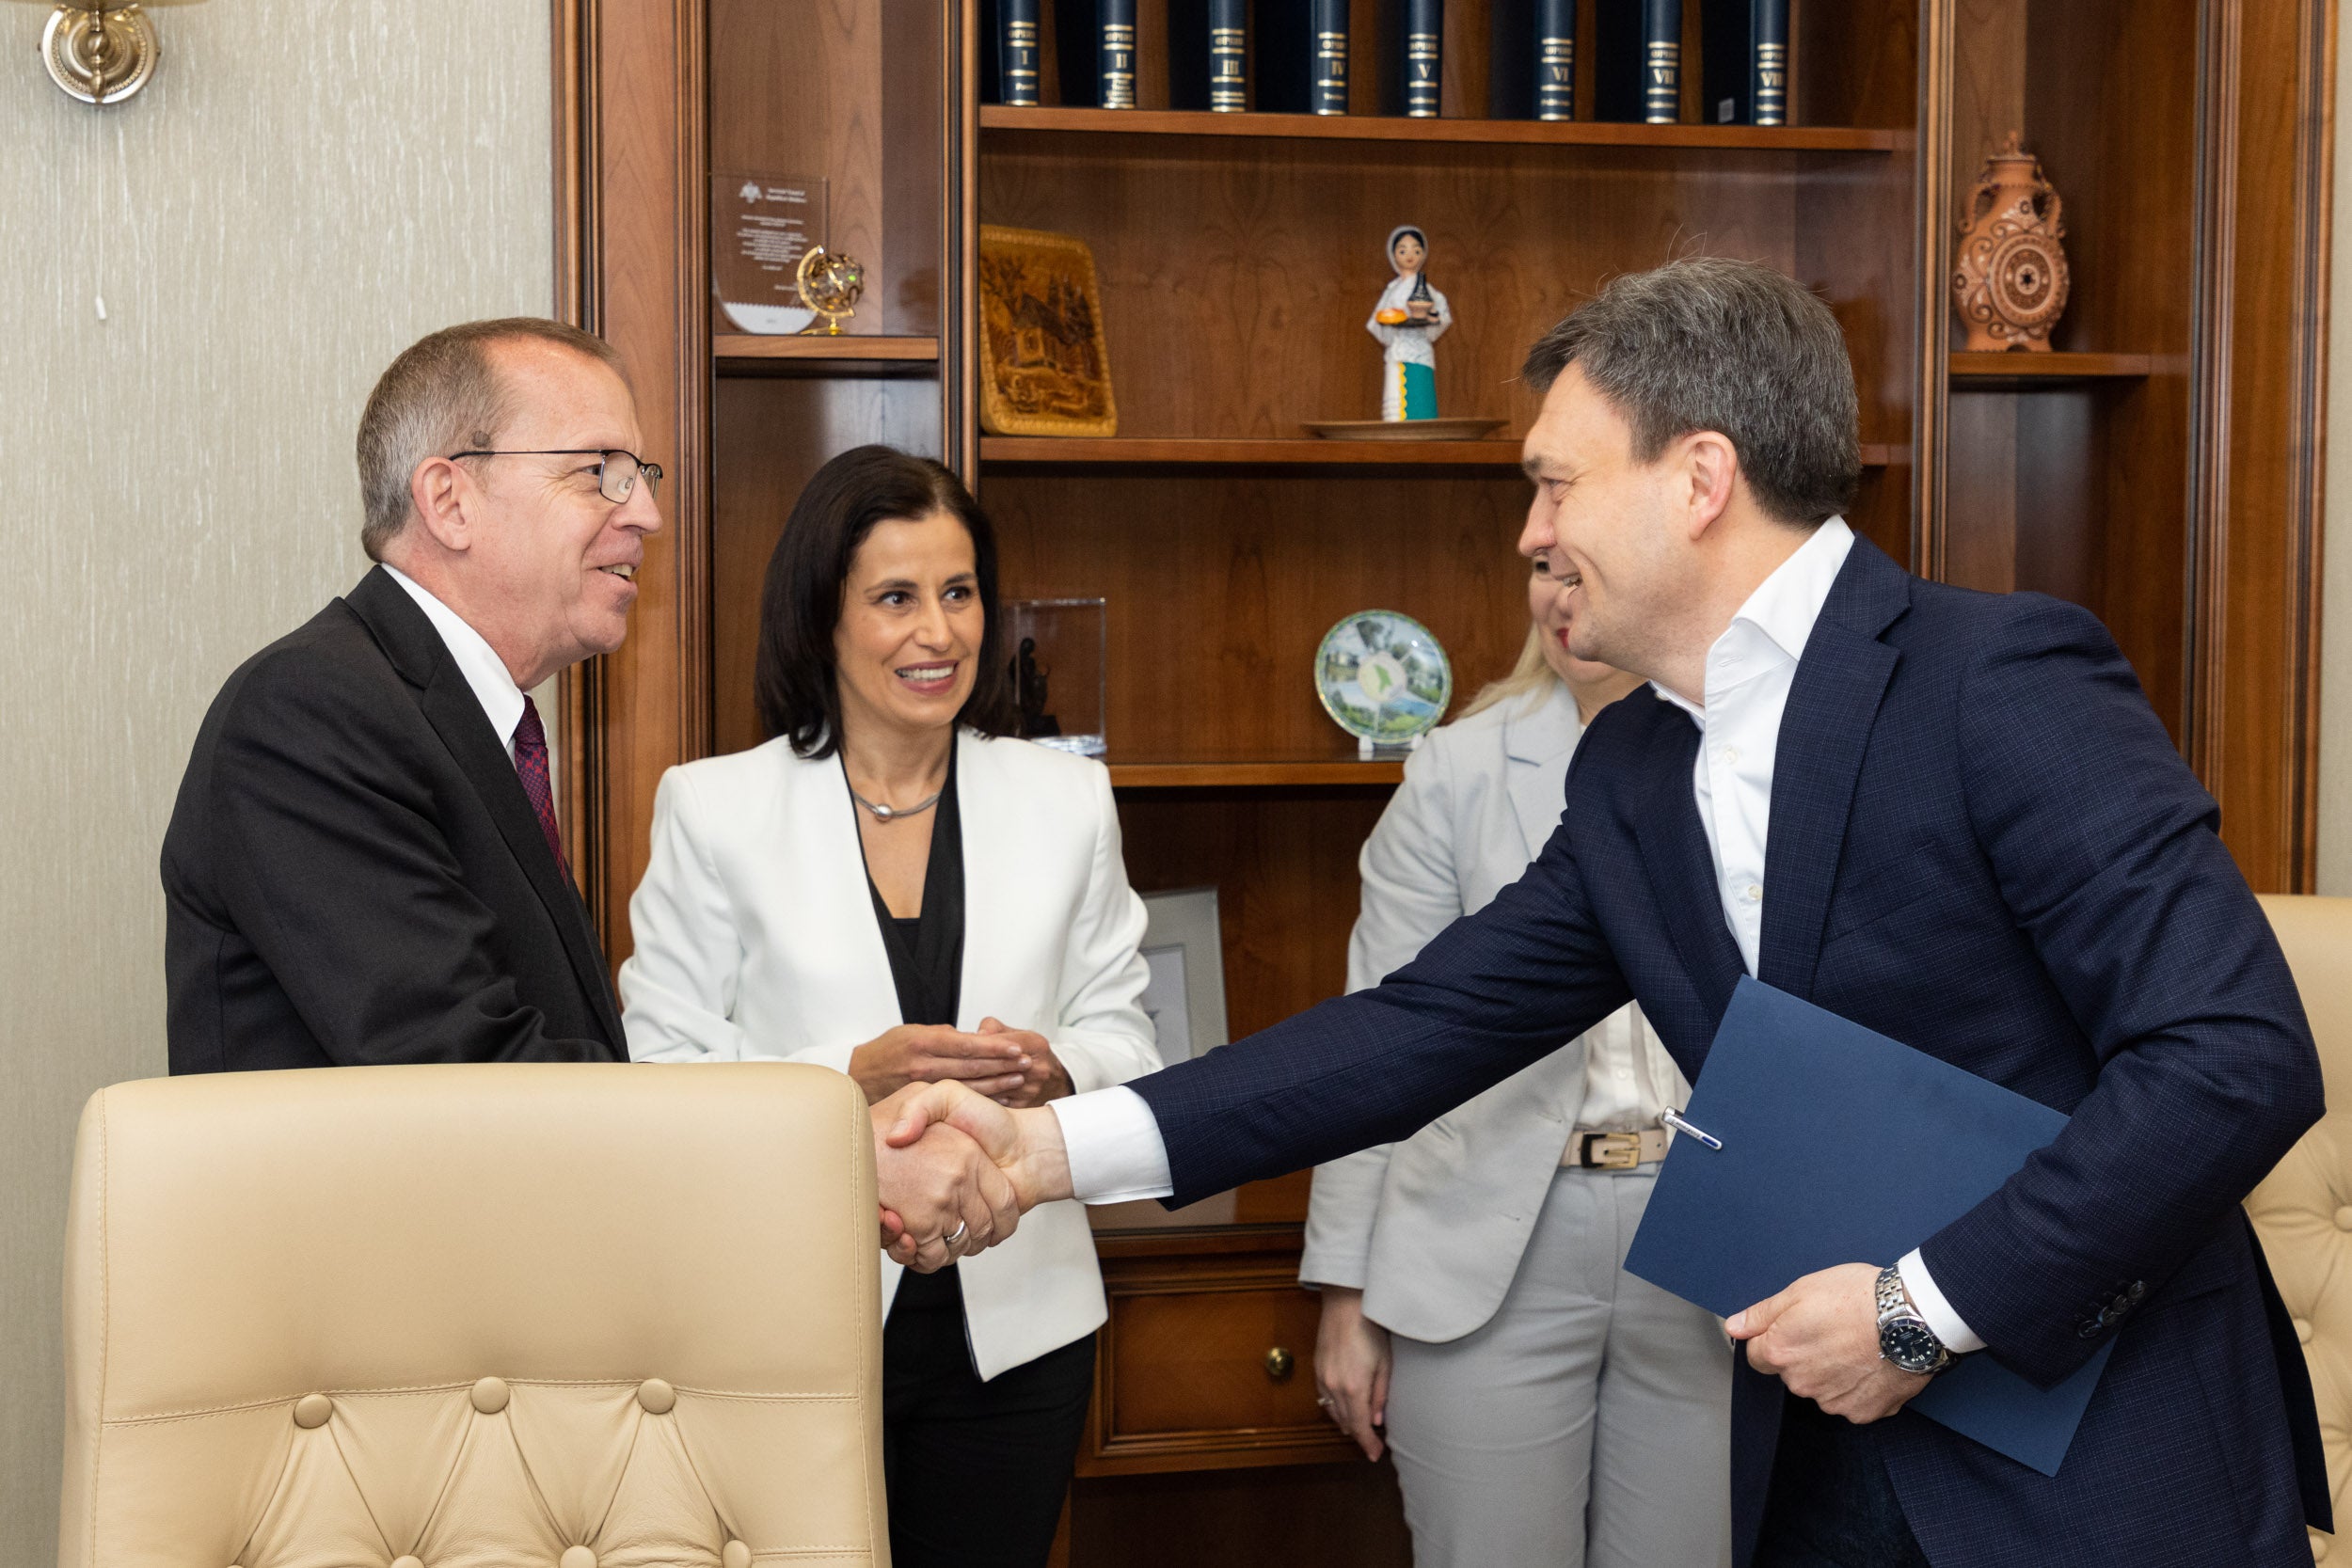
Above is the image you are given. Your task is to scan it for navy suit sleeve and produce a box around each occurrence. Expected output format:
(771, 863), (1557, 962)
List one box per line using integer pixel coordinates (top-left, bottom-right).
(1127, 800), (1633, 1207)
(1919, 594), (2323, 1386)
(204, 653), (613, 1065)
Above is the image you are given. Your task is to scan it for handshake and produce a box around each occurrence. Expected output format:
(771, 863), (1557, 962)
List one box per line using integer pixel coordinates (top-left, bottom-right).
(867, 1081), (1081, 1270)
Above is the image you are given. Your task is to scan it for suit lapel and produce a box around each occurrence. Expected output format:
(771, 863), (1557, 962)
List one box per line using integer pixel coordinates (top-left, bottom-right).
(1503, 686), (1580, 862)
(1755, 541), (1910, 1001)
(1629, 697), (1747, 1024)
(953, 731), (1014, 1030)
(346, 570), (626, 1050)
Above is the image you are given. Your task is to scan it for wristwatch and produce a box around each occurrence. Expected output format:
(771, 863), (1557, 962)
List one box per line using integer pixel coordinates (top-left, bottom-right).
(1875, 1263), (1954, 1376)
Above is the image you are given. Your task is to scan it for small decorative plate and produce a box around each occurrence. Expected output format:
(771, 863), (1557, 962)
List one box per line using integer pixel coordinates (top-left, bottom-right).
(1315, 610), (1453, 745)
(1303, 418), (1506, 442)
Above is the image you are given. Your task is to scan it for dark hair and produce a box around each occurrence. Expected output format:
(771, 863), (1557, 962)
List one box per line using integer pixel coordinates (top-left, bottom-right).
(1519, 257), (1859, 528)
(754, 445), (1018, 757)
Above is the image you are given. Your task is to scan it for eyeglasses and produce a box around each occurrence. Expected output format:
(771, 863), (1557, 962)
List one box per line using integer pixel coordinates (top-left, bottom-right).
(448, 448), (663, 505)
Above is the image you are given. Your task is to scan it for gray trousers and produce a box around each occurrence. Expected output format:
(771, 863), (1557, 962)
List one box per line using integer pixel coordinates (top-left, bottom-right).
(1382, 1166), (1734, 1568)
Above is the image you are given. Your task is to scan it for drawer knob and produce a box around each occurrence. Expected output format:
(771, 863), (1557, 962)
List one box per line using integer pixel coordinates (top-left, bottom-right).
(1263, 1346), (1296, 1382)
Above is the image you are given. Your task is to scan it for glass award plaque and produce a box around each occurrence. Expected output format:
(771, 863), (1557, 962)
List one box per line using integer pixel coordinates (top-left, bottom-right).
(713, 172), (828, 334)
(1007, 598), (1106, 757)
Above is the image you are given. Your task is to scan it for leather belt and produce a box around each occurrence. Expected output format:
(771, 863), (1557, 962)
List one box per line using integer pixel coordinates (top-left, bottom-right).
(1562, 1127), (1672, 1169)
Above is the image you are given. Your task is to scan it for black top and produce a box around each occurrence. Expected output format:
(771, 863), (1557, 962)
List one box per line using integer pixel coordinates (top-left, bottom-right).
(852, 748), (966, 1305)
(163, 567), (624, 1071)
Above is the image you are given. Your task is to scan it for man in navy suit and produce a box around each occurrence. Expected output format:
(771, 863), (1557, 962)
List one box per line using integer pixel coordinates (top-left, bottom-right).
(881, 257), (2329, 1565)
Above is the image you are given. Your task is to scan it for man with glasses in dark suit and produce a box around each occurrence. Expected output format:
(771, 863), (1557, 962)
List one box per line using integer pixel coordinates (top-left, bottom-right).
(162, 320), (1019, 1260)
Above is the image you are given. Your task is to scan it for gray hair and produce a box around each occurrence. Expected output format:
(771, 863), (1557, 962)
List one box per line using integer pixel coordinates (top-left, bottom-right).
(1520, 258), (1859, 527)
(355, 318), (624, 560)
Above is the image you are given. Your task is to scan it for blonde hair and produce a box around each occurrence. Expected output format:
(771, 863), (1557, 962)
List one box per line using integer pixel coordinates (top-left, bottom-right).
(1460, 623), (1565, 721)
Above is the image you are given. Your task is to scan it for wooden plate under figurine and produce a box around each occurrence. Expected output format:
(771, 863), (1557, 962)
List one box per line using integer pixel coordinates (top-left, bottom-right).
(1304, 418), (1506, 441)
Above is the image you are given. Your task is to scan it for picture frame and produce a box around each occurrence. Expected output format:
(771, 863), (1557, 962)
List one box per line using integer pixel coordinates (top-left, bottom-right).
(1091, 885), (1234, 1230)
(977, 224), (1120, 436)
(1136, 885), (1228, 1066)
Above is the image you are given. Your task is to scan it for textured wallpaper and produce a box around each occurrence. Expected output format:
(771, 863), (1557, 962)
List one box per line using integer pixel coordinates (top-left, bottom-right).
(0, 1), (551, 1554)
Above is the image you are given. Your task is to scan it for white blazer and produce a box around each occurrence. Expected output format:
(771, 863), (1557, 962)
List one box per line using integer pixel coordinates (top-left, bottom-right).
(1298, 683), (1688, 1343)
(618, 728), (1161, 1380)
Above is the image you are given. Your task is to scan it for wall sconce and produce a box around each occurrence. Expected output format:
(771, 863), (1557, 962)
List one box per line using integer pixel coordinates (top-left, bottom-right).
(14, 1), (203, 106)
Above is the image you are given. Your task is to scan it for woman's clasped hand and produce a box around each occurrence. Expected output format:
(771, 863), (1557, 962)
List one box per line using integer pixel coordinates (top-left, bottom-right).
(847, 1015), (1073, 1106)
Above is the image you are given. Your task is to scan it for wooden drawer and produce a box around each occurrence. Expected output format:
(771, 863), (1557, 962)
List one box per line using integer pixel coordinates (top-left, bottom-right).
(1081, 1228), (1362, 1475)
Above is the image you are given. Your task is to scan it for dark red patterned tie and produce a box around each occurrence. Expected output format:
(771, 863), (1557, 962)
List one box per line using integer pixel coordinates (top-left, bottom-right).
(513, 695), (568, 877)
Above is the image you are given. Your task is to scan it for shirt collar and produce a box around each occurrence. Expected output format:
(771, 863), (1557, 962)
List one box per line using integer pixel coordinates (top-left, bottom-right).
(379, 562), (527, 748)
(1647, 515), (1856, 723)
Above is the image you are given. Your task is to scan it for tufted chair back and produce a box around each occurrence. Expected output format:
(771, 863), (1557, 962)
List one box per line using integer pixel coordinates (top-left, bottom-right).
(2248, 895), (2351, 1561)
(56, 1062), (888, 1568)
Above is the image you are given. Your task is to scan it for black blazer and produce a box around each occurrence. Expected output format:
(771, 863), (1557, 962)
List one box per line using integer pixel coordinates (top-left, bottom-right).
(1127, 539), (2328, 1567)
(164, 567), (626, 1070)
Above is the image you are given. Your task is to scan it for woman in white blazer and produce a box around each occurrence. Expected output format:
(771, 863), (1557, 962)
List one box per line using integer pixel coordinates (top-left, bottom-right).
(618, 447), (1159, 1568)
(1302, 562), (1732, 1568)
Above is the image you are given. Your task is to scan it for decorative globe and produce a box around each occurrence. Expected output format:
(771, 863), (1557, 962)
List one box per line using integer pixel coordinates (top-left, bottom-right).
(794, 247), (866, 335)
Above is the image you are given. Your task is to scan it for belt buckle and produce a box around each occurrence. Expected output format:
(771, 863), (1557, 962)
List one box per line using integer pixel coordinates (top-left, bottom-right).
(1582, 1132), (1641, 1170)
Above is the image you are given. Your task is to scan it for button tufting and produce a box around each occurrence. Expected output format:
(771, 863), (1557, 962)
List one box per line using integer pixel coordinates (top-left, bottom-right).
(292, 1393), (333, 1429)
(392, 1558), (424, 1568)
(471, 1376), (511, 1415)
(637, 1377), (676, 1415)
(2335, 1206), (2352, 1233)
(561, 1548), (597, 1568)
(723, 1542), (753, 1568)
(2296, 1318), (2314, 1344)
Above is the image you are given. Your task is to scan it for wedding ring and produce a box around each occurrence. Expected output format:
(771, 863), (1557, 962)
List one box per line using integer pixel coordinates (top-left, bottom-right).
(944, 1220), (969, 1249)
(1315, 1395), (1333, 1408)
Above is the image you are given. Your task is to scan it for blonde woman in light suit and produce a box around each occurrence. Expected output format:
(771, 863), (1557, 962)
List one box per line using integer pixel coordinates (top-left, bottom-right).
(618, 447), (1159, 1568)
(1302, 561), (1732, 1568)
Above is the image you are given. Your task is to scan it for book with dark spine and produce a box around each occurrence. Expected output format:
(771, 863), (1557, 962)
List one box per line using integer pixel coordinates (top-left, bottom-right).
(1403, 0), (1442, 118)
(999, 0), (1041, 107)
(1535, 0), (1576, 120)
(1209, 0), (1247, 111)
(1595, 0), (1680, 123)
(1312, 0), (1349, 115)
(1257, 0), (1349, 116)
(1052, 0), (1138, 107)
(1701, 0), (1789, 124)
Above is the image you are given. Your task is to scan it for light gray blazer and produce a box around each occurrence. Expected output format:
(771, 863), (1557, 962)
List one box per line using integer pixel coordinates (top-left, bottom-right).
(1298, 682), (1686, 1343)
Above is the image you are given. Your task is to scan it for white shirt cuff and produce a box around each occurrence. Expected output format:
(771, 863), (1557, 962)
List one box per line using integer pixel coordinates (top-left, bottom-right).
(1899, 1247), (1988, 1355)
(1049, 1085), (1175, 1204)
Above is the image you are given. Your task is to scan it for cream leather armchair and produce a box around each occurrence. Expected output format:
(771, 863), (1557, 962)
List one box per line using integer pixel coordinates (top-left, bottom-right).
(2249, 895), (2351, 1562)
(57, 1062), (889, 1568)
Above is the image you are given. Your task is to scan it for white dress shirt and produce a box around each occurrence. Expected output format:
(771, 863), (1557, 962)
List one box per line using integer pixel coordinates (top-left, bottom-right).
(1051, 516), (1985, 1352)
(380, 563), (527, 760)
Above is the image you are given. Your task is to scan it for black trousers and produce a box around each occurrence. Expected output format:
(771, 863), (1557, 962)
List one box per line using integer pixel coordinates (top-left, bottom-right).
(882, 1266), (1096, 1568)
(1752, 1397), (1933, 1568)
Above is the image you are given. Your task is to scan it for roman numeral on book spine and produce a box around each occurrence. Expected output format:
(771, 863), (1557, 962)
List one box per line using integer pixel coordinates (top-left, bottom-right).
(1752, 0), (1789, 125)
(1000, 0), (1041, 106)
(1209, 0), (1247, 111)
(1405, 0), (1443, 117)
(1534, 0), (1575, 120)
(1099, 0), (1137, 108)
(1311, 0), (1349, 115)
(1643, 0), (1679, 122)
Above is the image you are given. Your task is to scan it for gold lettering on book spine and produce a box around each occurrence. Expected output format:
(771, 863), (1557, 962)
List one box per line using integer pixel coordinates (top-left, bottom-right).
(1754, 41), (1786, 125)
(1536, 36), (1574, 120)
(1644, 41), (1679, 123)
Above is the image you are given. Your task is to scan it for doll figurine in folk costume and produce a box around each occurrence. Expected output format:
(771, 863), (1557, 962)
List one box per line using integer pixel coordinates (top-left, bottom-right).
(1368, 225), (1452, 420)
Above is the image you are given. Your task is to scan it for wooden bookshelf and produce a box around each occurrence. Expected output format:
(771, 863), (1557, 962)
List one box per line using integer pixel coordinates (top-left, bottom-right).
(1106, 757), (1408, 788)
(982, 436), (1903, 468)
(1947, 350), (2154, 383)
(980, 103), (1903, 152)
(715, 334), (941, 368)
(562, 0), (2331, 1559)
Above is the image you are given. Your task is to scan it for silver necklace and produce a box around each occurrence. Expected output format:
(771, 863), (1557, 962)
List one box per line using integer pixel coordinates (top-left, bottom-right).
(850, 784), (943, 822)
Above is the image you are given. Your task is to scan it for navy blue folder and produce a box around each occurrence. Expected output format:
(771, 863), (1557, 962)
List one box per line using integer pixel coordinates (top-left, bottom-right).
(1621, 977), (2113, 1475)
